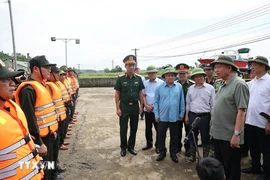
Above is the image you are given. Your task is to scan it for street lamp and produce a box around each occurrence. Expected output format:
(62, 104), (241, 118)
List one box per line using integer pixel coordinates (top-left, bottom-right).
(51, 37), (80, 66)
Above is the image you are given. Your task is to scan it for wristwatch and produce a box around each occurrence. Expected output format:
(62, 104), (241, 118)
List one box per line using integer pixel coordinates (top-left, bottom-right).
(234, 131), (241, 136)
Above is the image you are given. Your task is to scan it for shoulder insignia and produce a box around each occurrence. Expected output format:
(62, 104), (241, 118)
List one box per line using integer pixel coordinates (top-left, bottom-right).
(135, 73), (142, 77)
(118, 74), (125, 77)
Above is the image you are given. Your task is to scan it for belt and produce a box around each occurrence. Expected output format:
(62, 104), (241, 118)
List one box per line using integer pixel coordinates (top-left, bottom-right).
(190, 111), (210, 116)
(121, 101), (138, 105)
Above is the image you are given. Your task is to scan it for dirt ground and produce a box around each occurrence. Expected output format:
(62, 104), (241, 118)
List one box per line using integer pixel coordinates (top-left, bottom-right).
(58, 87), (257, 180)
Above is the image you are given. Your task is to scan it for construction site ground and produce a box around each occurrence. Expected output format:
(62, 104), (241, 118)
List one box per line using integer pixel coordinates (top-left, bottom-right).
(59, 87), (257, 180)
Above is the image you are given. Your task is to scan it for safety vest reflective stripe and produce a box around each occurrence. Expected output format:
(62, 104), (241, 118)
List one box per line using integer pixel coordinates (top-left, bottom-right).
(53, 98), (63, 103)
(0, 169), (16, 179)
(0, 149), (38, 174)
(0, 152), (16, 161)
(35, 102), (54, 111)
(36, 111), (57, 121)
(55, 104), (65, 110)
(57, 111), (66, 117)
(21, 167), (40, 180)
(39, 120), (58, 129)
(0, 134), (30, 155)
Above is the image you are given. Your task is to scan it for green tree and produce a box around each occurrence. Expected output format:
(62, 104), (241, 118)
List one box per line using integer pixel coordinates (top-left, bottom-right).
(104, 68), (110, 73)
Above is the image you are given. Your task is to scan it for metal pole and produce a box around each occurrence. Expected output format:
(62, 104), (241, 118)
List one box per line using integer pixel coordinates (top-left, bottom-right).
(8, 0), (17, 70)
(65, 39), (68, 66)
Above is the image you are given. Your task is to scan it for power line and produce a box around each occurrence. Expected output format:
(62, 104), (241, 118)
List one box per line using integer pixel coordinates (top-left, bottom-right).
(138, 3), (270, 49)
(139, 33), (270, 60)
(144, 21), (270, 55)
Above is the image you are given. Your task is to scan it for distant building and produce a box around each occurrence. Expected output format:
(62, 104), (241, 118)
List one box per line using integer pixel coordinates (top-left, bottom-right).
(4, 60), (29, 71)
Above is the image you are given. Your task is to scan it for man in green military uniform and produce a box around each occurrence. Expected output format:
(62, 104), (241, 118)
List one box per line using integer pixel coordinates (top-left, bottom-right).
(175, 63), (194, 157)
(114, 55), (144, 157)
(204, 63), (216, 85)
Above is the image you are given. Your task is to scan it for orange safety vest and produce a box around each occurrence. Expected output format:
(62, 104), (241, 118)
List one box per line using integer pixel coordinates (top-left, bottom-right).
(63, 78), (73, 96)
(46, 82), (66, 121)
(15, 81), (58, 137)
(70, 76), (78, 93)
(66, 77), (76, 95)
(55, 81), (70, 102)
(0, 100), (43, 180)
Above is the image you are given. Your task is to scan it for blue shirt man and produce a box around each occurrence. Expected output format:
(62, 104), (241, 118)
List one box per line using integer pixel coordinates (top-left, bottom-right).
(154, 67), (185, 163)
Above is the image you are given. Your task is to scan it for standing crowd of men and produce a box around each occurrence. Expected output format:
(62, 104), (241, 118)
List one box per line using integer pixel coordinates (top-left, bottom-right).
(0, 56), (79, 180)
(115, 54), (270, 180)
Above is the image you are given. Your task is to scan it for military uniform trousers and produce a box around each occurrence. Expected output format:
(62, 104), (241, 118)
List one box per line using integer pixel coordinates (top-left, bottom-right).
(178, 113), (190, 152)
(119, 101), (139, 150)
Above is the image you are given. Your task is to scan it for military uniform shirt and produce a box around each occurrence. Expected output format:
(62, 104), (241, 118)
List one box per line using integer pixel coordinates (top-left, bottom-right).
(211, 74), (249, 144)
(177, 79), (194, 100)
(114, 73), (144, 102)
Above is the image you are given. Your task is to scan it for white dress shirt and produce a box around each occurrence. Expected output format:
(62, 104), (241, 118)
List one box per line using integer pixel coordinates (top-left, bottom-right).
(246, 73), (270, 129)
(142, 77), (163, 112)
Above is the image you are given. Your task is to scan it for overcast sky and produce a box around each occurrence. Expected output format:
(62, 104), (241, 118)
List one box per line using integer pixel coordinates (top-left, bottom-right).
(0, 0), (270, 70)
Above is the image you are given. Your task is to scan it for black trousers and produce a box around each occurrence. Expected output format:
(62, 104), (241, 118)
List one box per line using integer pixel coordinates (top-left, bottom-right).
(241, 124), (249, 156)
(213, 139), (241, 180)
(119, 102), (139, 150)
(178, 113), (190, 151)
(158, 121), (179, 155)
(41, 133), (55, 180)
(144, 112), (158, 147)
(58, 120), (65, 146)
(188, 112), (210, 146)
(246, 124), (270, 176)
(52, 130), (60, 178)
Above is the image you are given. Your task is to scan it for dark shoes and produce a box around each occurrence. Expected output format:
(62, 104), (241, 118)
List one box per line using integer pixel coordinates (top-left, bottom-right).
(156, 153), (166, 161)
(155, 148), (160, 154)
(256, 174), (270, 180)
(56, 165), (67, 174)
(241, 166), (261, 174)
(128, 149), (137, 156)
(170, 154), (178, 163)
(186, 156), (196, 163)
(120, 149), (126, 157)
(142, 145), (153, 151)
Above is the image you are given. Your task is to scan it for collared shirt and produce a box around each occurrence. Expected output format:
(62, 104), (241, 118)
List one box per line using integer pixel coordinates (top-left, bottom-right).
(142, 77), (163, 111)
(114, 73), (144, 102)
(186, 83), (215, 113)
(154, 81), (185, 122)
(246, 73), (270, 129)
(211, 74), (249, 144)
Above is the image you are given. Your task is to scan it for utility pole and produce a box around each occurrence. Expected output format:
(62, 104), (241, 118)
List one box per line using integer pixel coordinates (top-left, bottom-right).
(131, 48), (139, 66)
(77, 64), (80, 72)
(112, 59), (114, 70)
(8, 0), (17, 70)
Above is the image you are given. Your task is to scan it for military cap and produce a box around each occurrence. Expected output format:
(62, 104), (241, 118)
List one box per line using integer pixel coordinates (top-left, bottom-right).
(60, 65), (68, 72)
(161, 67), (177, 78)
(248, 56), (270, 70)
(29, 55), (56, 67)
(190, 68), (206, 79)
(146, 65), (158, 73)
(0, 64), (24, 79)
(203, 63), (214, 70)
(59, 70), (66, 75)
(51, 66), (60, 73)
(211, 55), (238, 71)
(67, 67), (75, 72)
(123, 55), (136, 64)
(175, 63), (189, 73)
